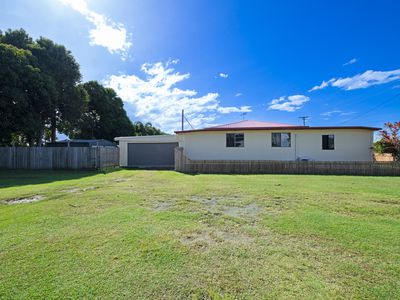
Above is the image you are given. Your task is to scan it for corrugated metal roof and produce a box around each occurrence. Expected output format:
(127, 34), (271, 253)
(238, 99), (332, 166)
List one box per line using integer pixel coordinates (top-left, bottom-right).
(208, 120), (298, 129)
(175, 119), (380, 134)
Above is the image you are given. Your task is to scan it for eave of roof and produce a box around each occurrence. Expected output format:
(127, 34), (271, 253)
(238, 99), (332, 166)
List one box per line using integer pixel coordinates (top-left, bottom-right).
(175, 126), (381, 134)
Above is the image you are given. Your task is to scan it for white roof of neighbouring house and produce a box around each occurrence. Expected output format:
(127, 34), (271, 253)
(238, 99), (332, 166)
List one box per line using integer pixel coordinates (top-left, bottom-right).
(114, 135), (178, 143)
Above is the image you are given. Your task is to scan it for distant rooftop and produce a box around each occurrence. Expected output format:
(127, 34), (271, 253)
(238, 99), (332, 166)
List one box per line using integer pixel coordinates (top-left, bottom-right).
(47, 139), (116, 147)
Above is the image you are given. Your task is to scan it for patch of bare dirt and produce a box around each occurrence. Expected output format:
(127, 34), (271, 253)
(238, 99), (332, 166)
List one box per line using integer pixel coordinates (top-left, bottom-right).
(153, 201), (173, 211)
(180, 229), (253, 251)
(180, 231), (214, 251)
(62, 188), (81, 193)
(213, 230), (252, 244)
(223, 204), (261, 218)
(190, 196), (261, 219)
(62, 186), (98, 193)
(190, 196), (220, 206)
(2, 195), (45, 205)
(113, 178), (128, 183)
(371, 199), (400, 205)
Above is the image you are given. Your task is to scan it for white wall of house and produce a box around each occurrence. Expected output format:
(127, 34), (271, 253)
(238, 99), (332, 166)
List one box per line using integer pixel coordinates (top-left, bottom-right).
(115, 135), (178, 167)
(178, 129), (374, 161)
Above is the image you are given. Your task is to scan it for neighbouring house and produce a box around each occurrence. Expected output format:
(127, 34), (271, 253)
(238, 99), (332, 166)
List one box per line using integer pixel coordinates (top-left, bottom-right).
(47, 139), (116, 147)
(115, 120), (380, 168)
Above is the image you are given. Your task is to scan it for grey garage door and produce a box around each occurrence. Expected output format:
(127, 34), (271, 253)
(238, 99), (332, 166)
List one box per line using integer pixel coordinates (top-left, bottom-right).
(127, 143), (178, 168)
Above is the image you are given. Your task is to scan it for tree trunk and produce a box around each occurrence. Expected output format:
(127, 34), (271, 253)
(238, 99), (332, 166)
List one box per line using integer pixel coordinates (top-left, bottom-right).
(36, 127), (44, 146)
(27, 135), (35, 147)
(51, 115), (56, 142)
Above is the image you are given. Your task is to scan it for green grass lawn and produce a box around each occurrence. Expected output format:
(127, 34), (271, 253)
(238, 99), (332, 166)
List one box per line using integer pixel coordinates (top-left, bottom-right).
(0, 170), (399, 299)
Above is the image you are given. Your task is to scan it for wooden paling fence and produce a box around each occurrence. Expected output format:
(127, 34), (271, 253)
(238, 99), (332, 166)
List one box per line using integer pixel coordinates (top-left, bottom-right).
(0, 147), (119, 170)
(175, 147), (400, 176)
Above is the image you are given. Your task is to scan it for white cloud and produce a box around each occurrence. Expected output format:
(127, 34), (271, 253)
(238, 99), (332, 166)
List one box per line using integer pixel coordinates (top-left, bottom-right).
(343, 58), (357, 66)
(219, 73), (229, 78)
(235, 92), (243, 97)
(268, 95), (310, 112)
(309, 69), (400, 92)
(321, 110), (342, 117)
(321, 110), (355, 117)
(217, 106), (252, 114)
(59, 0), (132, 59)
(340, 111), (356, 116)
(104, 61), (251, 132)
(308, 79), (335, 92)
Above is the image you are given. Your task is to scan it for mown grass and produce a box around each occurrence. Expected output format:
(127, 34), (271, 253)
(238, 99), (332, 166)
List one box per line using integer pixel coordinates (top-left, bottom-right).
(0, 170), (399, 299)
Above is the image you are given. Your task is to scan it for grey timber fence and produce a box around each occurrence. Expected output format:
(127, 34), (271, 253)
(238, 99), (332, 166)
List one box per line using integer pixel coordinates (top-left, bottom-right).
(174, 147), (400, 176)
(0, 147), (119, 170)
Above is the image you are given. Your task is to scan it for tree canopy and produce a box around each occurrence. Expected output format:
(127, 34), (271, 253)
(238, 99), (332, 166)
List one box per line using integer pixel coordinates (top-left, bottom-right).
(32, 37), (85, 141)
(376, 121), (400, 161)
(0, 31), (56, 145)
(65, 81), (163, 140)
(0, 28), (163, 146)
(66, 81), (133, 140)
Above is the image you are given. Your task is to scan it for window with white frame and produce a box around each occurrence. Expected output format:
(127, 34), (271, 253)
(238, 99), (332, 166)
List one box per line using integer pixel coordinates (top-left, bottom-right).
(322, 134), (335, 150)
(226, 133), (244, 147)
(271, 132), (291, 147)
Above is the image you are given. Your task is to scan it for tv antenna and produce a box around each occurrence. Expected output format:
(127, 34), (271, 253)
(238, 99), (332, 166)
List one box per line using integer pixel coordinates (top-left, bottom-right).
(299, 116), (310, 126)
(181, 109), (194, 130)
(240, 112), (247, 120)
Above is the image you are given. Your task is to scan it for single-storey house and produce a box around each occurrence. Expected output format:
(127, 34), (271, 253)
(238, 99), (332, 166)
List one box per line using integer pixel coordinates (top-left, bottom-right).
(115, 120), (380, 168)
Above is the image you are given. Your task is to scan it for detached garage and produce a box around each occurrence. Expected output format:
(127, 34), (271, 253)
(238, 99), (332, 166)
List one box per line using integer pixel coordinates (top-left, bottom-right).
(115, 135), (178, 168)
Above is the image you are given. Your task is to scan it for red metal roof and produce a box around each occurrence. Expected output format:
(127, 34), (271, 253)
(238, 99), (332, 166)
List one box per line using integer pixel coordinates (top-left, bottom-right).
(175, 120), (380, 134)
(208, 120), (299, 129)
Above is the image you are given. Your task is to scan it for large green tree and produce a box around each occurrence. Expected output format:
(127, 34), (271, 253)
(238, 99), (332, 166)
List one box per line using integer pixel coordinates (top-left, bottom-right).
(66, 81), (163, 140)
(132, 121), (163, 136)
(1, 28), (33, 49)
(0, 28), (86, 144)
(0, 34), (56, 145)
(0, 28), (162, 145)
(31, 37), (86, 142)
(67, 81), (135, 140)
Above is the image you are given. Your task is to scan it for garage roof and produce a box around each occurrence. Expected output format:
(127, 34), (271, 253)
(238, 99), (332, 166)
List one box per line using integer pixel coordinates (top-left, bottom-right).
(114, 135), (178, 143)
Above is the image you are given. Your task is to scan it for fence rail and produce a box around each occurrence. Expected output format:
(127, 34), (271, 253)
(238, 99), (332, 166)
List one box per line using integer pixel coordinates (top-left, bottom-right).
(174, 147), (400, 176)
(0, 147), (119, 170)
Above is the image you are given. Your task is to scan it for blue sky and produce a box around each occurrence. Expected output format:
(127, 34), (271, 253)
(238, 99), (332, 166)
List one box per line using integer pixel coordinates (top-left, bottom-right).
(1, 0), (400, 132)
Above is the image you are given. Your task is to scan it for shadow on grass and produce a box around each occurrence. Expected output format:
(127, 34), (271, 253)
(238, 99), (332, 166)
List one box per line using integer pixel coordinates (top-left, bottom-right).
(0, 169), (117, 188)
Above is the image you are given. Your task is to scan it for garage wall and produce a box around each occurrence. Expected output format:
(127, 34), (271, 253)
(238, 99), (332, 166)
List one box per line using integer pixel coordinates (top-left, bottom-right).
(128, 143), (178, 167)
(115, 135), (178, 167)
(118, 140), (129, 166)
